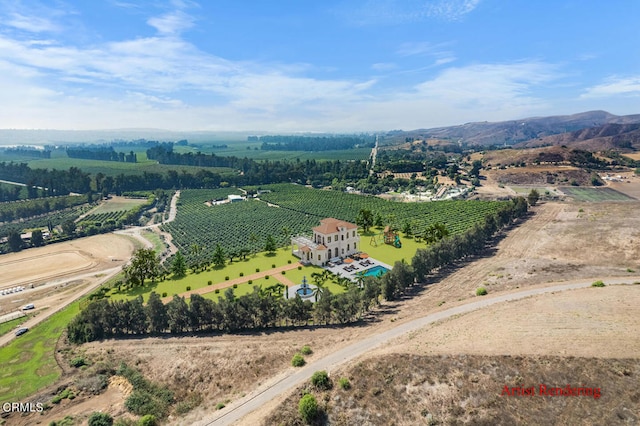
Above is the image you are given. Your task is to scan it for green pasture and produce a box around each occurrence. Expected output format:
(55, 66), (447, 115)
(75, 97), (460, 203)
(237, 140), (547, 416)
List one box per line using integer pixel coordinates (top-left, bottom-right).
(141, 230), (166, 254)
(0, 301), (80, 403)
(87, 197), (148, 214)
(175, 143), (372, 161)
(24, 155), (233, 177)
(0, 315), (29, 337)
(560, 187), (634, 202)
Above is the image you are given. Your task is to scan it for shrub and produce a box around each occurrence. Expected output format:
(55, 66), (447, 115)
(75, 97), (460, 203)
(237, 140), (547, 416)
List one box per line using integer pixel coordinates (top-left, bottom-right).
(70, 357), (87, 368)
(282, 270), (286, 275)
(186, 286), (191, 291)
(298, 266), (302, 270)
(476, 287), (488, 296)
(288, 260), (292, 264)
(215, 402), (226, 410)
(88, 412), (113, 426)
(256, 268), (260, 273)
(233, 283), (238, 288)
(339, 377), (351, 390)
(162, 292), (167, 297)
(214, 289), (220, 293)
(207, 280), (212, 285)
(291, 354), (305, 367)
(298, 394), (318, 424)
(225, 276), (229, 281)
(272, 264), (276, 268)
(248, 280), (253, 284)
(239, 272), (244, 277)
(592, 280), (605, 287)
(311, 370), (332, 390)
(265, 275), (270, 280)
(138, 415), (157, 426)
(300, 345), (312, 355)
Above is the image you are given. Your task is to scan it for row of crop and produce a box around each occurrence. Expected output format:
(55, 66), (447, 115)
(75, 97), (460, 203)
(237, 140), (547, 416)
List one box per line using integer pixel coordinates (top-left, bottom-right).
(0, 194), (88, 223)
(162, 197), (317, 262)
(251, 184), (505, 235)
(81, 210), (128, 224)
(162, 187), (508, 264)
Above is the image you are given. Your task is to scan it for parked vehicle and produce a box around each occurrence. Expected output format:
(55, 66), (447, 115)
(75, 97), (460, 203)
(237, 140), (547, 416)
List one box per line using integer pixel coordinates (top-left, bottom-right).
(15, 327), (29, 336)
(22, 303), (35, 310)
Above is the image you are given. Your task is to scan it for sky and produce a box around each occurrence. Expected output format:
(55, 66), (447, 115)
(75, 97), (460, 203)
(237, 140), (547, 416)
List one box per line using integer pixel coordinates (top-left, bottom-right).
(0, 0), (639, 132)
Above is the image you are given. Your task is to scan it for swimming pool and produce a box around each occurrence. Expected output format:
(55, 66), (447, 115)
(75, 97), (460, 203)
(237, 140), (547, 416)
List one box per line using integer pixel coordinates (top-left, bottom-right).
(357, 265), (390, 277)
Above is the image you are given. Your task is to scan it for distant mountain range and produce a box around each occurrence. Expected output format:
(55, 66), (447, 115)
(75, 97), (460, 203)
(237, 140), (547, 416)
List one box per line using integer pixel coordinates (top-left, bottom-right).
(395, 111), (640, 148)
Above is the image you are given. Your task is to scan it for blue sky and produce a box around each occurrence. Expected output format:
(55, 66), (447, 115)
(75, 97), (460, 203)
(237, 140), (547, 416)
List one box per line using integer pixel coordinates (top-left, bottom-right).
(0, 0), (638, 132)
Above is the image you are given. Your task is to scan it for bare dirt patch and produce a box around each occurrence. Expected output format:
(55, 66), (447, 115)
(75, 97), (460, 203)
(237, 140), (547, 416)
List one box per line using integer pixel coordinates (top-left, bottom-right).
(0, 234), (135, 290)
(382, 285), (640, 358)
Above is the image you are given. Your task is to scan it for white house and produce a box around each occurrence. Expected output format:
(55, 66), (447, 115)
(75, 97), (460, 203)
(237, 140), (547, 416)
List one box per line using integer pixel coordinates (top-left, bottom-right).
(292, 218), (360, 266)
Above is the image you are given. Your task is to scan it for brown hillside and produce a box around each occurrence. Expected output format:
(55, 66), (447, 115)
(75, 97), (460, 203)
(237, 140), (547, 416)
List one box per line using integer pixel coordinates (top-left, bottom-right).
(516, 123), (640, 151)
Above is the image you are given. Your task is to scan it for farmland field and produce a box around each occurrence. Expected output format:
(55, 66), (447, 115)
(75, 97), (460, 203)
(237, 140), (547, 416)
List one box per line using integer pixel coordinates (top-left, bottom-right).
(162, 184), (509, 264)
(559, 186), (635, 202)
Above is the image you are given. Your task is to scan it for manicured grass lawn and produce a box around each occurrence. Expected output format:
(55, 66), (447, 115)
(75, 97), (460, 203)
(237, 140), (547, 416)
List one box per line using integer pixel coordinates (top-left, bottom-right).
(359, 229), (423, 266)
(200, 276), (284, 302)
(109, 248), (299, 302)
(0, 315), (29, 338)
(0, 301), (81, 403)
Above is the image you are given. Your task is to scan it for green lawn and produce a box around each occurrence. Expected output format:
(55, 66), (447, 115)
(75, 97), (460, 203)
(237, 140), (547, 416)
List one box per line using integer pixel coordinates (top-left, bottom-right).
(0, 301), (81, 403)
(359, 229), (424, 266)
(560, 187), (634, 202)
(109, 248), (300, 302)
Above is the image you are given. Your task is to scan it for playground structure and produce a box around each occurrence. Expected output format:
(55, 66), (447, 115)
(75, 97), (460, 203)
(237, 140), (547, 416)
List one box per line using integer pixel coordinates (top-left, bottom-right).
(369, 226), (402, 248)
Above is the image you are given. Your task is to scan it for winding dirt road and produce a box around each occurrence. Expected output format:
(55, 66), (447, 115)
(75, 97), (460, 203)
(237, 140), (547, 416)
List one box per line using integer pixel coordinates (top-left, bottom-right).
(198, 277), (640, 426)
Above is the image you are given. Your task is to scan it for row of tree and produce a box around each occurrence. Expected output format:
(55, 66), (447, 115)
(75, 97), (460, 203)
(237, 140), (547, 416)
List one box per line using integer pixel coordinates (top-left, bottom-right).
(67, 147), (137, 163)
(258, 135), (373, 151)
(69, 196), (529, 343)
(67, 280), (381, 343)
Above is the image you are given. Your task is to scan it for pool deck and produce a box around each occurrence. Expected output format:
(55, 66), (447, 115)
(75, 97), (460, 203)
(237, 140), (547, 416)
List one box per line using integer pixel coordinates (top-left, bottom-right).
(323, 255), (392, 281)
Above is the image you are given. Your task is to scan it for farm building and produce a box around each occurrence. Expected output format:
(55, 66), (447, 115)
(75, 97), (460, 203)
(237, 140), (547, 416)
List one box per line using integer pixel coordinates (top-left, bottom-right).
(291, 218), (360, 266)
(227, 194), (245, 202)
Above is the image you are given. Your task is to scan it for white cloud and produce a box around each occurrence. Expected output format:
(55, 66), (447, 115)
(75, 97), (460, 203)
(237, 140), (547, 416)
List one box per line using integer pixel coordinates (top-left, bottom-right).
(341, 0), (481, 25)
(147, 10), (195, 35)
(581, 76), (640, 98)
(6, 12), (61, 32)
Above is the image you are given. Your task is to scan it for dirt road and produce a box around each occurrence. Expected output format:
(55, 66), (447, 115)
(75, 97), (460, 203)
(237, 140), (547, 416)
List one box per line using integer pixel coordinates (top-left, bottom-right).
(198, 277), (640, 426)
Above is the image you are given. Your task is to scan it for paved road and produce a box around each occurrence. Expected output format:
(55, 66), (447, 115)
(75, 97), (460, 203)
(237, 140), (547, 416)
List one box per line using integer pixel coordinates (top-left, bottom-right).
(0, 191), (182, 347)
(197, 276), (640, 426)
(0, 266), (122, 348)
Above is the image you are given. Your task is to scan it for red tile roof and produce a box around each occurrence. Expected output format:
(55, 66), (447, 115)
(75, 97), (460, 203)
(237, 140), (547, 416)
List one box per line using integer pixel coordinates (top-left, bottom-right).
(313, 218), (358, 235)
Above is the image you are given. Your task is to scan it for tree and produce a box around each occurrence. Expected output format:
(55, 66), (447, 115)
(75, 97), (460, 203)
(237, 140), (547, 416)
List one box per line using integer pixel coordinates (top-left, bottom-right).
(145, 292), (168, 334)
(212, 244), (226, 268)
(423, 222), (449, 244)
(264, 234), (277, 254)
(7, 231), (23, 252)
(61, 220), (76, 236)
(527, 189), (540, 206)
(88, 412), (113, 426)
(31, 229), (44, 247)
(298, 394), (318, 424)
(123, 248), (159, 287)
(171, 251), (186, 278)
(356, 208), (374, 233)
